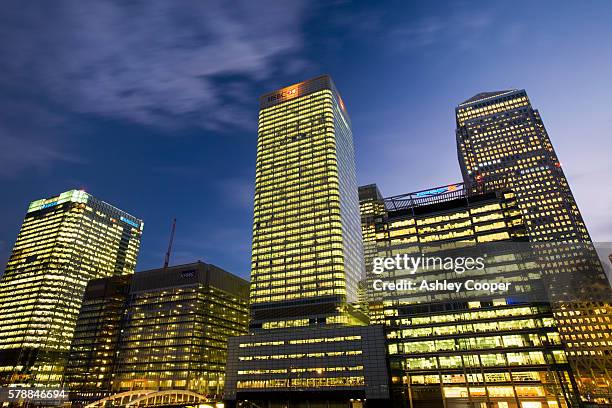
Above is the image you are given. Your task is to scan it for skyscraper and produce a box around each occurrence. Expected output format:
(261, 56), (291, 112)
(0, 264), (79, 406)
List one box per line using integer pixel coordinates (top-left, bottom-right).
(456, 89), (588, 242)
(250, 74), (365, 328)
(0, 189), (143, 386)
(456, 91), (612, 403)
(225, 76), (390, 407)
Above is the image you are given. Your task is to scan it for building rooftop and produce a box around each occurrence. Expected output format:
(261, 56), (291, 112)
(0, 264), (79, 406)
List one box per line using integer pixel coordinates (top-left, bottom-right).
(384, 182), (467, 211)
(382, 182), (507, 216)
(131, 261), (249, 297)
(458, 90), (518, 107)
(358, 184), (383, 202)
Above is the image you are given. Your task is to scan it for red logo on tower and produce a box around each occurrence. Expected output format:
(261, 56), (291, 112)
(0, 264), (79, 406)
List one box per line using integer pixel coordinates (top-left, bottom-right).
(268, 87), (298, 102)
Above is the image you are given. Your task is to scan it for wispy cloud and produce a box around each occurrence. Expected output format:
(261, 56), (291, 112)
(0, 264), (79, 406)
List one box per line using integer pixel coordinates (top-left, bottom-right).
(0, 134), (82, 177)
(217, 178), (254, 210)
(390, 17), (444, 49)
(0, 100), (85, 177)
(0, 0), (309, 131)
(387, 7), (496, 52)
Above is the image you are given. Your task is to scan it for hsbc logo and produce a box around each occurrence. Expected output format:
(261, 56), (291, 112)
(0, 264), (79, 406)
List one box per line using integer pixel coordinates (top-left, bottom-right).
(267, 88), (297, 102)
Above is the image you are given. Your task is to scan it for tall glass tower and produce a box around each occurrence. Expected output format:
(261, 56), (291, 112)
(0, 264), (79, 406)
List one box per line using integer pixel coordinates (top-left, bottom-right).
(225, 76), (390, 406)
(456, 89), (589, 242)
(456, 91), (612, 403)
(0, 189), (143, 386)
(250, 74), (365, 329)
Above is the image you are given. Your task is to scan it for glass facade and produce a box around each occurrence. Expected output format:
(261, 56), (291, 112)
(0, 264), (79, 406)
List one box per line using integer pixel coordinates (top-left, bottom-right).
(225, 325), (389, 403)
(456, 91), (612, 403)
(250, 75), (365, 328)
(359, 184), (387, 324)
(64, 275), (131, 403)
(0, 189), (142, 387)
(373, 184), (577, 408)
(225, 76), (389, 407)
(456, 90), (587, 242)
(65, 262), (249, 404)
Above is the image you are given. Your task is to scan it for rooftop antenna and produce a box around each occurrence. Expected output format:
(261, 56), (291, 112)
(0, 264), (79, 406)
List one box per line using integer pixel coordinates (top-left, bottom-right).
(164, 218), (176, 269)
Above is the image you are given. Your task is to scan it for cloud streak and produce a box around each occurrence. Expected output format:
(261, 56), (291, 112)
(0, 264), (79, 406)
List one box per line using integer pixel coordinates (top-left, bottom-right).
(386, 7), (496, 52)
(217, 178), (254, 210)
(0, 100), (85, 177)
(0, 0), (309, 131)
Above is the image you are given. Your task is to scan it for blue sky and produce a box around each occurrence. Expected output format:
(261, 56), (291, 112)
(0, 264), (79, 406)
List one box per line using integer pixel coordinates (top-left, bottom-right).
(1, 1), (611, 280)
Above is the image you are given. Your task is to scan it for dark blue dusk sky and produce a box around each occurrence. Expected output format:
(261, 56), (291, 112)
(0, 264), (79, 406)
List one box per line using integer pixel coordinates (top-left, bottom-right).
(1, 1), (611, 280)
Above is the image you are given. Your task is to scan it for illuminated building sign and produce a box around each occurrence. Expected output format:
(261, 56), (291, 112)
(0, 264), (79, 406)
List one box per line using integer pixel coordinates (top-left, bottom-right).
(339, 96), (346, 111)
(267, 87), (297, 102)
(120, 216), (139, 228)
(414, 184), (461, 198)
(27, 190), (90, 213)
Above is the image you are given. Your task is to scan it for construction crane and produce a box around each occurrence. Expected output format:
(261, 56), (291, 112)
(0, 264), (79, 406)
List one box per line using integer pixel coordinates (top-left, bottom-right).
(163, 218), (176, 268)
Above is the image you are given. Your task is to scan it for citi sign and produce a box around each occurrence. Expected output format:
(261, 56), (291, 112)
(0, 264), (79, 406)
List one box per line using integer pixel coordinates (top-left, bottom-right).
(268, 87), (297, 102)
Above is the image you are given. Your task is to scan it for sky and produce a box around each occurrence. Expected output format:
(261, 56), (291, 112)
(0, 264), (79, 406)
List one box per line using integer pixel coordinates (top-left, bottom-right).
(1, 0), (611, 281)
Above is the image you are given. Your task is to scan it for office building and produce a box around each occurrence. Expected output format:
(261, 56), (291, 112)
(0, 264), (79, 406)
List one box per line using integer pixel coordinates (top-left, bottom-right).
(226, 76), (390, 407)
(225, 325), (389, 406)
(456, 90), (612, 403)
(249, 74), (365, 328)
(0, 189), (143, 387)
(359, 184), (386, 324)
(456, 90), (587, 242)
(375, 183), (578, 408)
(64, 275), (131, 403)
(65, 262), (249, 405)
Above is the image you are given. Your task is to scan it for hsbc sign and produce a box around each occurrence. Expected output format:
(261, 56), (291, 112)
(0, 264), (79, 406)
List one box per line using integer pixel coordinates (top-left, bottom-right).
(267, 87), (297, 102)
